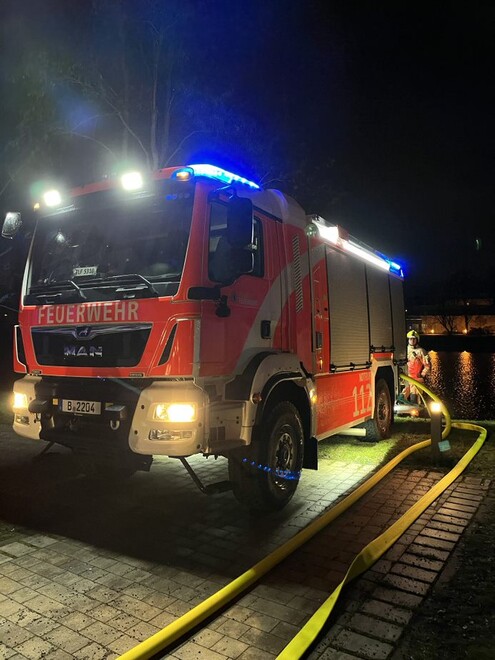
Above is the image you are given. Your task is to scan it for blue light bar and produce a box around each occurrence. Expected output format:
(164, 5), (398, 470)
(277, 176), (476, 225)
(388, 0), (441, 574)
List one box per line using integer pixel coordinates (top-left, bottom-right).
(187, 164), (260, 189)
(388, 260), (404, 277)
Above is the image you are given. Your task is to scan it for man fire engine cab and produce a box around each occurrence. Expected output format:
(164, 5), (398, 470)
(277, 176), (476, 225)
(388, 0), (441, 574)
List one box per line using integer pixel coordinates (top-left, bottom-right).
(4, 164), (406, 511)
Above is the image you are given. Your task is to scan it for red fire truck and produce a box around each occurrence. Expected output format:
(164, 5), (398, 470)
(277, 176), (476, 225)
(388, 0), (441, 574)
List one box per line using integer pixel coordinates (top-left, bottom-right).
(4, 164), (406, 510)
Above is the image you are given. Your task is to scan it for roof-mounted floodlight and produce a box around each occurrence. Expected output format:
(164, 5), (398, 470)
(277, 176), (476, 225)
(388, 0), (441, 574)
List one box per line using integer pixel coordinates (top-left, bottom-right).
(187, 164), (260, 189)
(315, 223), (339, 244)
(121, 171), (143, 191)
(309, 215), (403, 276)
(43, 189), (62, 208)
(307, 216), (339, 244)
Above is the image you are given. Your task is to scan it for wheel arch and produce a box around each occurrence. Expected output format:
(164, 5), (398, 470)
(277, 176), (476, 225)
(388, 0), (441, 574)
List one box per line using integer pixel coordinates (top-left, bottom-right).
(225, 352), (316, 468)
(256, 377), (315, 469)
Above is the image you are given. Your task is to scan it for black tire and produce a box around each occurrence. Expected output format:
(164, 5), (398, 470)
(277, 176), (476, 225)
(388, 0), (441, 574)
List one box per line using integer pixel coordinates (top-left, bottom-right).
(228, 402), (304, 512)
(360, 378), (392, 442)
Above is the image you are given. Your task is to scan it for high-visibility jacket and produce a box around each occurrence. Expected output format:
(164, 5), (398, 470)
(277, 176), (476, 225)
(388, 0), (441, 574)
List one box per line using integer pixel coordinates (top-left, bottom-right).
(407, 345), (430, 380)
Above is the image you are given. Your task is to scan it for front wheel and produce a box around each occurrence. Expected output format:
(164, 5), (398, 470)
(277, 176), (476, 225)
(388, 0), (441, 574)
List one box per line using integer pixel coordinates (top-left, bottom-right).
(228, 402), (304, 512)
(360, 378), (392, 442)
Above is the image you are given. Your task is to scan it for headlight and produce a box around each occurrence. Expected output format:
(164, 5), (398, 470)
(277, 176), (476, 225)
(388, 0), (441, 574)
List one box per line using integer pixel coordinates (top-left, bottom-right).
(13, 392), (28, 410)
(153, 403), (196, 423)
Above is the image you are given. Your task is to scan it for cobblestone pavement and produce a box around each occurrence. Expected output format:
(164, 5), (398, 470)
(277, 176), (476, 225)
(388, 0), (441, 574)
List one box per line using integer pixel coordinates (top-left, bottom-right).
(305, 474), (491, 660)
(0, 421), (490, 660)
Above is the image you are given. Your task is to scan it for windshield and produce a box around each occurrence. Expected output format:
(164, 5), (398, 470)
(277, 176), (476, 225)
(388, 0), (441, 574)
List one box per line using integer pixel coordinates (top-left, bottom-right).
(25, 181), (194, 304)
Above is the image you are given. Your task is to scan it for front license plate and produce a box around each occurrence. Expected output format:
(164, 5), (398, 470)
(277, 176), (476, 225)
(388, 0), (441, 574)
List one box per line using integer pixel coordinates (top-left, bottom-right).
(61, 399), (101, 415)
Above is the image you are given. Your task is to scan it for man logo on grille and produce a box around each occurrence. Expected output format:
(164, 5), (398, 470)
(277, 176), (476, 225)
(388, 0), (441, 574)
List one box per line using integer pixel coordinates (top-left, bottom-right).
(64, 345), (103, 358)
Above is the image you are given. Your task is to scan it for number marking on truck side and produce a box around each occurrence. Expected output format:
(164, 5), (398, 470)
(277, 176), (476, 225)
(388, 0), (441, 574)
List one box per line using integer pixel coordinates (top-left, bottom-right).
(352, 383), (372, 417)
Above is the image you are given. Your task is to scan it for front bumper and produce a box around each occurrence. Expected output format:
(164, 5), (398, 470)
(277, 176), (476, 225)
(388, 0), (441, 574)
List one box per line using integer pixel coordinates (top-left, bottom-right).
(12, 376), (208, 458)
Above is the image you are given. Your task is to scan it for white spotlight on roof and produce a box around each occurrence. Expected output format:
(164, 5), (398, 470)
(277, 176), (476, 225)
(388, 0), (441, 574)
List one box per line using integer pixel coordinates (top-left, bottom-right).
(121, 171), (143, 191)
(43, 189), (62, 207)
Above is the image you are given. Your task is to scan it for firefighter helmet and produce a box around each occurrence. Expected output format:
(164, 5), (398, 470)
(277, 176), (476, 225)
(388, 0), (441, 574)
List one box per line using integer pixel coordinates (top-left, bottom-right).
(407, 330), (420, 341)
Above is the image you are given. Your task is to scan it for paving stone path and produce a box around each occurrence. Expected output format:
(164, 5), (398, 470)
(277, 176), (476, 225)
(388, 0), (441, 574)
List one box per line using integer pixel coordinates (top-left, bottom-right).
(306, 474), (491, 660)
(0, 427), (490, 659)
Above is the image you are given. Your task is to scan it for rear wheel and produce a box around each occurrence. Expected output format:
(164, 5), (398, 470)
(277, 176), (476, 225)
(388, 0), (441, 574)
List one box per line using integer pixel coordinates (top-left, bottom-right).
(360, 378), (392, 442)
(229, 402), (304, 511)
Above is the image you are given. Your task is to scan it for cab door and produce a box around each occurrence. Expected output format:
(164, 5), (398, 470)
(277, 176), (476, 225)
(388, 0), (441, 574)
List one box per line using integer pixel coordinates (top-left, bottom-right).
(199, 202), (282, 377)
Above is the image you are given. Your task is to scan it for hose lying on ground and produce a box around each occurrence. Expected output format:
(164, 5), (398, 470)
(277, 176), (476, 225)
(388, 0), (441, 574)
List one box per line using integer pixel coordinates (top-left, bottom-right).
(119, 376), (487, 660)
(277, 375), (487, 658)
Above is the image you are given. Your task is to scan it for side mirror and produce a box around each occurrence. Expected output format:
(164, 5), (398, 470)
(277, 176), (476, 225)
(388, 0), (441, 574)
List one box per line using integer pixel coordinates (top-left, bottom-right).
(227, 196), (253, 248)
(234, 249), (254, 275)
(2, 212), (22, 239)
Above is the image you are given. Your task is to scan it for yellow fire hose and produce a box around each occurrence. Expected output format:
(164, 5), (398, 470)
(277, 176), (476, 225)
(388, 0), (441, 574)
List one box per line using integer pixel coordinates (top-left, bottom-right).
(278, 376), (487, 657)
(119, 377), (487, 660)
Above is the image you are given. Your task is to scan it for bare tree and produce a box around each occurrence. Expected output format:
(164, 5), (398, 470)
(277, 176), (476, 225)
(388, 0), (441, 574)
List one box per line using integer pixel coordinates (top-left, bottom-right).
(463, 310), (473, 333)
(434, 314), (457, 335)
(1, 1), (291, 198)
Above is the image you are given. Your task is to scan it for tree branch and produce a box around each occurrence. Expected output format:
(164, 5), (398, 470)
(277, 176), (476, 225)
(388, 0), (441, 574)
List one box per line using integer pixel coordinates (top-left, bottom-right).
(164, 130), (207, 167)
(0, 152), (38, 198)
(55, 129), (119, 160)
(70, 113), (114, 132)
(62, 73), (151, 168)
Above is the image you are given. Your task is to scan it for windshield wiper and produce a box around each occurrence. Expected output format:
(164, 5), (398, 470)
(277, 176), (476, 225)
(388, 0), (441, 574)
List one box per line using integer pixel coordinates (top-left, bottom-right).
(34, 279), (87, 302)
(103, 274), (160, 297)
(85, 273), (178, 285)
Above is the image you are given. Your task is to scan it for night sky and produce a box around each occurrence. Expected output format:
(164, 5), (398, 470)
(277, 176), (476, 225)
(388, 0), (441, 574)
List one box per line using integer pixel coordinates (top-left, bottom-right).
(1, 1), (494, 292)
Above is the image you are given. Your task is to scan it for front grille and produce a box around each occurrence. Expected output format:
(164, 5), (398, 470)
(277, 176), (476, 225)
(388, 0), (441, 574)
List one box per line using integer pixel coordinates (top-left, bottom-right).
(32, 324), (152, 367)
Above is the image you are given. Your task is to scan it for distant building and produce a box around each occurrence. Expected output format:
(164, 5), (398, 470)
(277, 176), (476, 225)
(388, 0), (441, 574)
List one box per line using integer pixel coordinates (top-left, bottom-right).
(406, 297), (495, 335)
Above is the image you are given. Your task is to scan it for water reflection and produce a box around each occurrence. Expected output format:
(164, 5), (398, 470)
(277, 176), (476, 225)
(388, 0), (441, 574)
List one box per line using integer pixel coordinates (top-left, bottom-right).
(426, 351), (495, 420)
(454, 352), (478, 419)
(428, 351), (444, 394)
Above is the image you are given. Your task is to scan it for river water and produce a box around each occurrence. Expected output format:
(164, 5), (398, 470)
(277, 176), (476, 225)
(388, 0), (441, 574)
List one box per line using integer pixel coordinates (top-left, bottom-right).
(427, 351), (495, 420)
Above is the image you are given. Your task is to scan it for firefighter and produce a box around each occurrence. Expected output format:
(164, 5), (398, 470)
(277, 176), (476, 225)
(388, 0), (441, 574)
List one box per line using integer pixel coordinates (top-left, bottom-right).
(402, 330), (431, 404)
